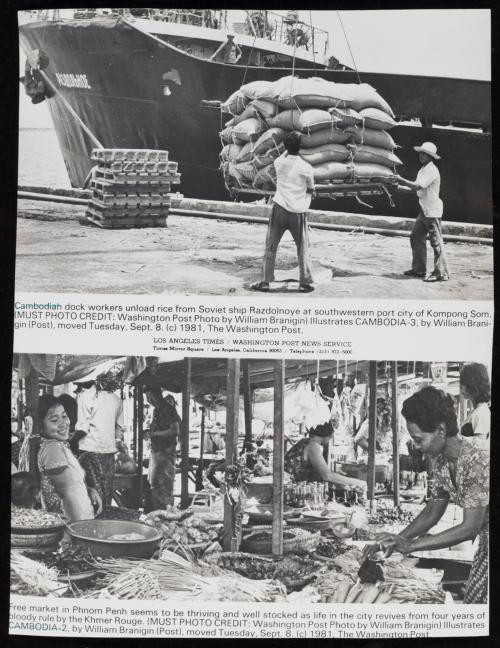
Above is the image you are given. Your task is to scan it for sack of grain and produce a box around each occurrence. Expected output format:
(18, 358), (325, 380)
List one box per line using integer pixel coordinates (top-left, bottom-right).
(253, 127), (287, 155)
(236, 162), (259, 182)
(312, 161), (352, 182)
(255, 75), (297, 103)
(220, 125), (235, 144)
(233, 117), (268, 142)
(277, 77), (353, 109)
(220, 142), (244, 163)
(253, 143), (285, 169)
(299, 143), (350, 165)
(226, 161), (248, 187)
(269, 108), (333, 132)
(235, 141), (257, 163)
(250, 98), (279, 120)
(343, 83), (395, 117)
(222, 89), (250, 115)
(349, 144), (402, 167)
(345, 126), (397, 150)
(329, 106), (363, 128)
(240, 79), (274, 100)
(359, 107), (397, 130)
(300, 127), (351, 147)
(253, 162), (276, 188)
(352, 163), (396, 180)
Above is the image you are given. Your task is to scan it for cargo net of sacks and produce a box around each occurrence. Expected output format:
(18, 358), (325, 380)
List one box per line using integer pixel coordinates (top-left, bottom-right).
(218, 76), (401, 199)
(85, 148), (181, 229)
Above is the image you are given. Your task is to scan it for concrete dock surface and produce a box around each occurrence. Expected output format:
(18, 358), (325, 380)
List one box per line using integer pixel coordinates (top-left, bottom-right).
(16, 199), (493, 299)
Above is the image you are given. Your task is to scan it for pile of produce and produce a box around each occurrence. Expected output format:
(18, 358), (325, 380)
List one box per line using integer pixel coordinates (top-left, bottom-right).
(315, 538), (351, 559)
(10, 553), (65, 596)
(96, 566), (162, 600)
(11, 506), (62, 529)
(25, 545), (95, 576)
(368, 502), (416, 526)
(219, 76), (401, 193)
(143, 507), (222, 549)
(218, 552), (322, 590)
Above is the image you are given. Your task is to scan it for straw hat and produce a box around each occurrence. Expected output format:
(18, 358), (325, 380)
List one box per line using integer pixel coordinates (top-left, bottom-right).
(413, 141), (441, 160)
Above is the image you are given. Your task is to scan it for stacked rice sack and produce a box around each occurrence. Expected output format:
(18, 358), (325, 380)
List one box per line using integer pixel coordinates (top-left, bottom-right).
(219, 76), (401, 192)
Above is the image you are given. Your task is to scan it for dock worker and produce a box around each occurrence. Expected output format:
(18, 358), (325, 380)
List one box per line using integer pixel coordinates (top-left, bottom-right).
(397, 142), (449, 282)
(252, 131), (315, 293)
(210, 34), (242, 64)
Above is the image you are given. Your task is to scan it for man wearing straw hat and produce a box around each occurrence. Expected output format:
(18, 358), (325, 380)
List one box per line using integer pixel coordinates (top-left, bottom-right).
(396, 142), (449, 282)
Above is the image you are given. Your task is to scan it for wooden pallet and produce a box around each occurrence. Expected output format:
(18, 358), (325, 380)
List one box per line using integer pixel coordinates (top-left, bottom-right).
(94, 168), (181, 186)
(91, 148), (169, 164)
(85, 207), (167, 229)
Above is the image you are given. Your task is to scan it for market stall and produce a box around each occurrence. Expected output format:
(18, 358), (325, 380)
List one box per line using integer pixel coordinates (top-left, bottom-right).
(11, 355), (484, 604)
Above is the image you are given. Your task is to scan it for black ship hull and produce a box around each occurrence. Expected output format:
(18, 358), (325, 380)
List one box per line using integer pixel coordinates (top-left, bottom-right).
(19, 17), (492, 223)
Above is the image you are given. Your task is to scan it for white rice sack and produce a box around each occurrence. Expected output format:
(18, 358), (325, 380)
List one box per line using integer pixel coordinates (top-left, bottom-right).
(345, 126), (397, 150)
(220, 125), (234, 144)
(312, 161), (352, 182)
(235, 162), (258, 182)
(343, 83), (395, 117)
(299, 143), (350, 165)
(233, 117), (267, 142)
(253, 143), (285, 169)
(329, 106), (363, 128)
(255, 75), (297, 103)
(253, 162), (276, 188)
(300, 127), (351, 147)
(253, 127), (287, 154)
(222, 89), (250, 115)
(277, 77), (353, 109)
(359, 107), (397, 131)
(352, 163), (397, 179)
(235, 141), (256, 163)
(227, 161), (250, 186)
(250, 98), (278, 120)
(269, 109), (333, 132)
(350, 144), (402, 167)
(240, 79), (274, 100)
(220, 142), (244, 163)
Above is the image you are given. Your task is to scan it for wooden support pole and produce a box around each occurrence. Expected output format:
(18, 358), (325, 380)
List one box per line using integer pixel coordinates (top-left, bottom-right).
(367, 361), (377, 503)
(181, 358), (192, 509)
(196, 407), (206, 491)
(25, 369), (40, 476)
(136, 384), (144, 509)
(391, 362), (400, 507)
(243, 360), (253, 457)
(272, 360), (285, 557)
(132, 387), (138, 463)
(224, 359), (240, 551)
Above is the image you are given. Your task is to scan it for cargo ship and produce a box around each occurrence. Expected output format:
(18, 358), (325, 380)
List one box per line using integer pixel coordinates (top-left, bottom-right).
(19, 9), (492, 223)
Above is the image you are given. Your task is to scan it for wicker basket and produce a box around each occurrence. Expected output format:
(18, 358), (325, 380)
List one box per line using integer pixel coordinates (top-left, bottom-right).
(241, 527), (320, 555)
(11, 529), (64, 548)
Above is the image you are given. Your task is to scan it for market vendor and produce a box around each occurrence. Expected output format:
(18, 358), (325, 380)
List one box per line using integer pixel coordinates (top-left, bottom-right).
(37, 395), (102, 521)
(144, 386), (181, 508)
(285, 422), (367, 496)
(353, 398), (392, 453)
(459, 363), (490, 439)
(362, 386), (489, 604)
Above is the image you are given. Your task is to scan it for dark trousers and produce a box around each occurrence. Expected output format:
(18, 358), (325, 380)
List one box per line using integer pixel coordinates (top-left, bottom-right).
(261, 202), (313, 285)
(410, 211), (449, 279)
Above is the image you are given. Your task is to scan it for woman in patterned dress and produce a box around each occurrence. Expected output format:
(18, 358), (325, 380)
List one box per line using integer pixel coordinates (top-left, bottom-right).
(37, 395), (102, 521)
(284, 422), (367, 495)
(363, 386), (489, 603)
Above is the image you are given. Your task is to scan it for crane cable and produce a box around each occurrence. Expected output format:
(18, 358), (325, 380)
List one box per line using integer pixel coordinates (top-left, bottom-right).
(336, 11), (361, 84)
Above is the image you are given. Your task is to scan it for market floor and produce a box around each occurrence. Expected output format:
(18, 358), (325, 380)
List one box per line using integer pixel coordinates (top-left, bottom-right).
(15, 208), (493, 299)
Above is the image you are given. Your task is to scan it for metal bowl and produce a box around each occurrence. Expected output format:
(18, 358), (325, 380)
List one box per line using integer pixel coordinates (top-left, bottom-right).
(67, 519), (162, 559)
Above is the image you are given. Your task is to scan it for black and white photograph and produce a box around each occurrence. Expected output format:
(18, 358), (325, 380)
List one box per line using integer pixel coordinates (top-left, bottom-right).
(11, 354), (490, 606)
(17, 8), (492, 299)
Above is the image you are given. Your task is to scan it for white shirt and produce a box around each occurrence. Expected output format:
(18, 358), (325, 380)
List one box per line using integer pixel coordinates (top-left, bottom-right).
(76, 386), (125, 454)
(463, 402), (490, 439)
(273, 154), (314, 213)
(416, 161), (443, 218)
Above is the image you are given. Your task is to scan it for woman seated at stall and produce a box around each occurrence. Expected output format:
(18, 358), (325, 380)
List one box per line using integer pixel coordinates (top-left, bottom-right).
(363, 386), (489, 604)
(285, 422), (367, 496)
(459, 363), (490, 439)
(37, 395), (102, 522)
